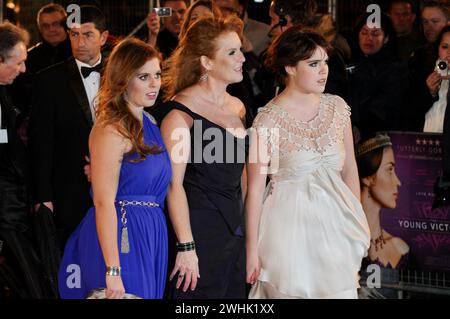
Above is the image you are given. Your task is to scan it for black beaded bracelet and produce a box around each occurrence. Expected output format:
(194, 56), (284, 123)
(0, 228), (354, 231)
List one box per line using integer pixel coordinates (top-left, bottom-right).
(176, 241), (195, 252)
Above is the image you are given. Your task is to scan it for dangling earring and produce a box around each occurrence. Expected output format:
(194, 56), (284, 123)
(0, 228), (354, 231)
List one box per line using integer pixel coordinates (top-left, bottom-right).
(199, 73), (208, 82)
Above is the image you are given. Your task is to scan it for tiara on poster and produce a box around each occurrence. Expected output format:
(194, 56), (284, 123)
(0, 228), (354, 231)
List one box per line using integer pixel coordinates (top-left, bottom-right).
(355, 133), (392, 157)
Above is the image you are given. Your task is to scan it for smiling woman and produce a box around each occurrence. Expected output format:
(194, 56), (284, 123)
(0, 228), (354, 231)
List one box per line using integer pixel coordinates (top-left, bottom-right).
(160, 16), (249, 299)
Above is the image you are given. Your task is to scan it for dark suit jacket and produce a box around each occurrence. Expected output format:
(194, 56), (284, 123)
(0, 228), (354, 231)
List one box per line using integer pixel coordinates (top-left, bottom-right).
(8, 39), (72, 121)
(0, 85), (30, 231)
(30, 57), (94, 235)
(443, 88), (450, 175)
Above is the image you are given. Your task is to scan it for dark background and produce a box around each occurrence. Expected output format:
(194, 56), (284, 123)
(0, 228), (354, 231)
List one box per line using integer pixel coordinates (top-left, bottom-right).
(0, 0), (427, 48)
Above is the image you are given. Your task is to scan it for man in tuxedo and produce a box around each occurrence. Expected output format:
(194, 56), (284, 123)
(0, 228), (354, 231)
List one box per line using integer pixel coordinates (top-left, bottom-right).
(0, 22), (49, 298)
(30, 5), (109, 248)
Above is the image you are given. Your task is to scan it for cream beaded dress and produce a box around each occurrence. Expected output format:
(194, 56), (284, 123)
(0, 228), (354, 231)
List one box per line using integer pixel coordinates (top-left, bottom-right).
(249, 94), (370, 299)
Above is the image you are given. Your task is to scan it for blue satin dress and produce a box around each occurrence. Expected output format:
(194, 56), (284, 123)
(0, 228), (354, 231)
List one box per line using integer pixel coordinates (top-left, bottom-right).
(58, 113), (171, 299)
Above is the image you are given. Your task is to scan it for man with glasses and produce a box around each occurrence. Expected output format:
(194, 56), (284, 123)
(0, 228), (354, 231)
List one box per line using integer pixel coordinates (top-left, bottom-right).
(28, 3), (72, 75)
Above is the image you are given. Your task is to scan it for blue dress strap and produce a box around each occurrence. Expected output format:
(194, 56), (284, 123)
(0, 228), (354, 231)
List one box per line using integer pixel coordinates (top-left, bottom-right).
(143, 111), (157, 125)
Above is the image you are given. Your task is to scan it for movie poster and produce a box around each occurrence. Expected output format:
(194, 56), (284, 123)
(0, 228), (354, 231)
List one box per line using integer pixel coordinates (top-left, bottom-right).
(381, 132), (450, 271)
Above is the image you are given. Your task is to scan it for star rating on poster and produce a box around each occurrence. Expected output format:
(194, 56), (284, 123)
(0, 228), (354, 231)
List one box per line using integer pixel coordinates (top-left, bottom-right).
(415, 138), (441, 146)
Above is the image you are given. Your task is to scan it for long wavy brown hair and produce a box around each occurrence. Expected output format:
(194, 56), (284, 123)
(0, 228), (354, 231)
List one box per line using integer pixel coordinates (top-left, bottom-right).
(96, 37), (162, 162)
(162, 16), (243, 101)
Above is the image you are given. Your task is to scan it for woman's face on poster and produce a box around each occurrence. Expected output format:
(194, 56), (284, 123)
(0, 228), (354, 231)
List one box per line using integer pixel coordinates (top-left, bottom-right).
(370, 147), (402, 209)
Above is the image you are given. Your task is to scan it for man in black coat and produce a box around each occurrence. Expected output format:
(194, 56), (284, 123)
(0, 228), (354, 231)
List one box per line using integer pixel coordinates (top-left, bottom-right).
(8, 4), (72, 133)
(28, 3), (72, 75)
(0, 22), (50, 298)
(30, 5), (109, 247)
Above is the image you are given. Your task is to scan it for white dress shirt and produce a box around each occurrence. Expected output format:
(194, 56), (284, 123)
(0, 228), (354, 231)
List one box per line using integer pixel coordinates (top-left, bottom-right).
(0, 100), (8, 144)
(75, 57), (101, 122)
(424, 79), (448, 133)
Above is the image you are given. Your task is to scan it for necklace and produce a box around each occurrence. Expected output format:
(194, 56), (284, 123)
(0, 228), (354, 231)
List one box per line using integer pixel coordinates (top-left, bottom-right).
(370, 230), (386, 252)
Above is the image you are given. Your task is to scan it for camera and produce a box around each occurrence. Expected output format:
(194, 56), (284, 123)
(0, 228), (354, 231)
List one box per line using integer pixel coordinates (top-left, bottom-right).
(154, 7), (172, 17)
(436, 59), (449, 77)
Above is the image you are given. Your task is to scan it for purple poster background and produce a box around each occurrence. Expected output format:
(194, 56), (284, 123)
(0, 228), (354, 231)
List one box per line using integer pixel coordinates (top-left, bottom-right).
(380, 131), (450, 271)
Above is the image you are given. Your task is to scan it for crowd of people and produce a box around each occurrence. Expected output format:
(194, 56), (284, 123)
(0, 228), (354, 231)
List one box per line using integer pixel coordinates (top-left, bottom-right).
(0, 0), (449, 299)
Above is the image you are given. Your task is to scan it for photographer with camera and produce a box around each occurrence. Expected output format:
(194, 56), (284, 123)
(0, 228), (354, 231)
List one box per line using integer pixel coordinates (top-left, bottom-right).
(423, 25), (450, 132)
(154, 0), (188, 59)
(403, 1), (450, 132)
(422, 25), (450, 210)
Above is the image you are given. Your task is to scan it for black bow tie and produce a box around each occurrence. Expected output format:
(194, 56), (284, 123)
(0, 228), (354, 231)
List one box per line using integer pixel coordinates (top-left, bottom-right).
(80, 64), (102, 78)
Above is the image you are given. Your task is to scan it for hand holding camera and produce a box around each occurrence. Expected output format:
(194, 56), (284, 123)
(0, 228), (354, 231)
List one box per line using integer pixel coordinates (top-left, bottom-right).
(436, 59), (449, 77)
(146, 11), (161, 38)
(426, 58), (450, 96)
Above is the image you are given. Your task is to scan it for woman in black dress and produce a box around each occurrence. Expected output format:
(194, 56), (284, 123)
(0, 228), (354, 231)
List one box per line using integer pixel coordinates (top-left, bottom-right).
(160, 16), (248, 298)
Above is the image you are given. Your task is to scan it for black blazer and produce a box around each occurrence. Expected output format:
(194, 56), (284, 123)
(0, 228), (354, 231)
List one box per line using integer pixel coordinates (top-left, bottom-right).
(0, 85), (29, 231)
(0, 86), (28, 180)
(30, 57), (94, 233)
(443, 89), (450, 175)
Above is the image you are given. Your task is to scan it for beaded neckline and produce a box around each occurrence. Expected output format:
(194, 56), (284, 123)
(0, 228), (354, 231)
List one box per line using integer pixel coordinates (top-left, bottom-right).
(252, 94), (349, 156)
(269, 94), (324, 125)
(266, 94), (336, 141)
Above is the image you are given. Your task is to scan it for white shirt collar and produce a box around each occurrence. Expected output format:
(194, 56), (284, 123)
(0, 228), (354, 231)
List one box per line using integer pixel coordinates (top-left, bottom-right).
(75, 56), (102, 74)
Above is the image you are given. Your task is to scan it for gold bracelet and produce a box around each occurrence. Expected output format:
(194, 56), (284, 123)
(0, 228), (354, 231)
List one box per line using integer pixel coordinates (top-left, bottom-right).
(105, 266), (121, 276)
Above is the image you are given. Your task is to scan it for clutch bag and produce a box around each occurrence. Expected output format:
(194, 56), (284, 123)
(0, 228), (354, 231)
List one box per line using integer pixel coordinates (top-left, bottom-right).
(86, 288), (142, 299)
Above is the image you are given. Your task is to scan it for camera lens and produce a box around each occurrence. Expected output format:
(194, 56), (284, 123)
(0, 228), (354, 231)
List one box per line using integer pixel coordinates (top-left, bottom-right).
(438, 61), (448, 70)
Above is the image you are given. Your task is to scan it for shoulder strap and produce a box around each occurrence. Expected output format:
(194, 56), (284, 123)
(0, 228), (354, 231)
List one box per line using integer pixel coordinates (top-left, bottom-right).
(167, 100), (201, 120)
(143, 111), (157, 125)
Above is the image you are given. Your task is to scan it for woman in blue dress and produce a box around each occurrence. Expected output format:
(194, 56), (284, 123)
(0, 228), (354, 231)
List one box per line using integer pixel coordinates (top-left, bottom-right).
(58, 38), (171, 299)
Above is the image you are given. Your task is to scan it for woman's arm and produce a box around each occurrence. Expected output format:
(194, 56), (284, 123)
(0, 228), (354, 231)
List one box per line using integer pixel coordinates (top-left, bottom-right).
(341, 120), (361, 200)
(89, 123), (129, 299)
(161, 110), (199, 292)
(241, 165), (248, 202)
(245, 127), (270, 284)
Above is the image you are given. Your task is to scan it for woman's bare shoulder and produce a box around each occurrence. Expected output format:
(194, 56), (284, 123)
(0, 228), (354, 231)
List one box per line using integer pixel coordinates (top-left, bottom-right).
(90, 121), (130, 152)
